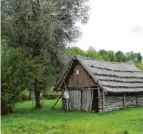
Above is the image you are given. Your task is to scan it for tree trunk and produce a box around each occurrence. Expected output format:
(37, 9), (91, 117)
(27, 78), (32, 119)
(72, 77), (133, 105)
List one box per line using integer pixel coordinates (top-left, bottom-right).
(34, 84), (41, 108)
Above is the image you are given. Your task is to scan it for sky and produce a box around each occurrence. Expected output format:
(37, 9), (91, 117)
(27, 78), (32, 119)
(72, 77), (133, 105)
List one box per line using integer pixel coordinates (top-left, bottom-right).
(72, 0), (143, 55)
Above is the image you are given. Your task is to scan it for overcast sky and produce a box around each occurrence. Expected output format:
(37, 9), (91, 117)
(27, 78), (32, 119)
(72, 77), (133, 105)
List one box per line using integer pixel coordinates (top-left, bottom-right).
(72, 0), (143, 55)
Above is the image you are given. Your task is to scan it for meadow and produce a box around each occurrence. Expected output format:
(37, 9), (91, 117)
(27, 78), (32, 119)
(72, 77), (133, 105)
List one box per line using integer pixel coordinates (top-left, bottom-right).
(2, 99), (143, 134)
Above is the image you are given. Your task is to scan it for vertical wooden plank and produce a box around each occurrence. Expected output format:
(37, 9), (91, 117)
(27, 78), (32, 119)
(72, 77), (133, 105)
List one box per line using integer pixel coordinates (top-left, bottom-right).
(87, 90), (89, 111)
(82, 90), (84, 110)
(83, 90), (86, 111)
(89, 90), (92, 111)
(71, 90), (74, 110)
(69, 90), (71, 111)
(77, 90), (79, 109)
(78, 90), (81, 110)
(103, 91), (105, 112)
(69, 90), (71, 110)
(88, 90), (91, 111)
(83, 89), (85, 110)
(85, 90), (88, 111)
(76, 90), (78, 109)
(86, 90), (88, 111)
(77, 90), (79, 110)
(81, 89), (83, 110)
(90, 90), (93, 111)
(82, 90), (85, 110)
(74, 90), (76, 109)
(76, 90), (78, 110)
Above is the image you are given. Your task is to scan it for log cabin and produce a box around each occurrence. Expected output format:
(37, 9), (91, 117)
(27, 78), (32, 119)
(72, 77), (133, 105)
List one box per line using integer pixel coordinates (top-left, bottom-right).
(54, 55), (143, 112)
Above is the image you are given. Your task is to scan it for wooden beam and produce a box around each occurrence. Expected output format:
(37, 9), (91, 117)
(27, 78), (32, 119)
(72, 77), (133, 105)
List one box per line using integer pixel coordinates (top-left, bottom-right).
(97, 87), (100, 112)
(52, 95), (62, 109)
(102, 90), (105, 112)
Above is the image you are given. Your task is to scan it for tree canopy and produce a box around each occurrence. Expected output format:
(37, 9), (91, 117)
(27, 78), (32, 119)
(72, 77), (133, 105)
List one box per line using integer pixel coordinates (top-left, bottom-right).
(1, 0), (89, 113)
(66, 46), (143, 70)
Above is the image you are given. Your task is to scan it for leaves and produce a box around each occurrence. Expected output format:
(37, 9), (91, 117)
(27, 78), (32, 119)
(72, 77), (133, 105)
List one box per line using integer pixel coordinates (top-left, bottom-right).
(1, 41), (47, 114)
(67, 46), (143, 70)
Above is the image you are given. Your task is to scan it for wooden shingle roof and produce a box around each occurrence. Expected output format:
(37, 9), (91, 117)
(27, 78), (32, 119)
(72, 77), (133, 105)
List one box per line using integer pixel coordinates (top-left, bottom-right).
(55, 55), (143, 93)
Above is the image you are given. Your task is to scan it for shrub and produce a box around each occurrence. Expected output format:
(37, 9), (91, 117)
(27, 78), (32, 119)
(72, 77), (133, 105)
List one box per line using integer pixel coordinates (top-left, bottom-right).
(1, 42), (45, 115)
(19, 90), (29, 101)
(42, 90), (60, 100)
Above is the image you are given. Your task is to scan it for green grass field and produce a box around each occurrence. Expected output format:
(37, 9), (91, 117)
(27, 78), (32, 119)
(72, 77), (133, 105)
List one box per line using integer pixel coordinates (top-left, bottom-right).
(2, 99), (143, 134)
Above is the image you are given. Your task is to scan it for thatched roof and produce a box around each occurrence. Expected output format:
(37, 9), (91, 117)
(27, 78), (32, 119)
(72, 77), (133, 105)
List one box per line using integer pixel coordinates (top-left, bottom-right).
(55, 55), (143, 93)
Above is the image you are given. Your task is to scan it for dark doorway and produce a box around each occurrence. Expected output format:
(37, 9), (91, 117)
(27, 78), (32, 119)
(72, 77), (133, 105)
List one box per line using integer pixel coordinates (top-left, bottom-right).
(92, 90), (98, 112)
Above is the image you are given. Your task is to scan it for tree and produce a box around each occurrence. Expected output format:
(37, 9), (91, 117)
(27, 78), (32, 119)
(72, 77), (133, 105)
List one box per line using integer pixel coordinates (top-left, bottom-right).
(2, 0), (89, 108)
(136, 53), (142, 63)
(1, 41), (46, 114)
(86, 47), (99, 59)
(115, 51), (126, 62)
(66, 47), (86, 56)
(98, 49), (108, 60)
(106, 51), (115, 61)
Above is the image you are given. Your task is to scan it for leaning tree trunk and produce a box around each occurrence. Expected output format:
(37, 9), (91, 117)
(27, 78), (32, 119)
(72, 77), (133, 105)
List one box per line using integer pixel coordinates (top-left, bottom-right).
(34, 82), (41, 108)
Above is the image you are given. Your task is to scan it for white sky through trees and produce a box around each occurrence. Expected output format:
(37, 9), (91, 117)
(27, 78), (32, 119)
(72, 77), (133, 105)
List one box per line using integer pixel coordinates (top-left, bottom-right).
(72, 0), (143, 55)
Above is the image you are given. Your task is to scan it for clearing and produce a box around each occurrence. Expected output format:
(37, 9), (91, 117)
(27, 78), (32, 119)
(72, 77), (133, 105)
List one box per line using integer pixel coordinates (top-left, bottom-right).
(2, 99), (143, 134)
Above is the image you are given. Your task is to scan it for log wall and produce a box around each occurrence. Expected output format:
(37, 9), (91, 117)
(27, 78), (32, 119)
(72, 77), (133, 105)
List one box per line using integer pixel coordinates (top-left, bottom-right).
(104, 93), (143, 112)
(98, 88), (103, 112)
(62, 89), (143, 112)
(125, 95), (136, 107)
(104, 95), (123, 112)
(137, 94), (143, 106)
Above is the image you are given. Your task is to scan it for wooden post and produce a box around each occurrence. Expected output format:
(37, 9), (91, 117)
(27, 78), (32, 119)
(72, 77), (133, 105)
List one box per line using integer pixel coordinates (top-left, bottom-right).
(81, 89), (83, 110)
(102, 90), (105, 112)
(97, 88), (100, 112)
(97, 87), (103, 113)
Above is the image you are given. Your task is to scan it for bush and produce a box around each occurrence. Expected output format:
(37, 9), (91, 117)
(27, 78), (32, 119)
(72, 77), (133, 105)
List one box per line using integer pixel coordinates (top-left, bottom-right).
(42, 91), (60, 100)
(19, 91), (29, 101)
(1, 42), (45, 115)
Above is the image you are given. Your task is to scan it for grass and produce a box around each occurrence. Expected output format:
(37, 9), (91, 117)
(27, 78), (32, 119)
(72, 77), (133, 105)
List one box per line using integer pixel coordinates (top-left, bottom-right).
(1, 99), (143, 134)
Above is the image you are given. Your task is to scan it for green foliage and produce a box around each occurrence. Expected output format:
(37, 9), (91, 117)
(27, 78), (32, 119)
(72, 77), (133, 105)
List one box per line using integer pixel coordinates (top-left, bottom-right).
(2, 100), (143, 134)
(126, 52), (142, 63)
(1, 42), (46, 114)
(1, 0), (89, 65)
(1, 0), (89, 109)
(98, 49), (108, 60)
(42, 90), (59, 100)
(67, 46), (143, 70)
(106, 51), (115, 61)
(115, 51), (126, 62)
(66, 47), (86, 56)
(86, 47), (100, 59)
(19, 90), (30, 101)
(134, 62), (143, 70)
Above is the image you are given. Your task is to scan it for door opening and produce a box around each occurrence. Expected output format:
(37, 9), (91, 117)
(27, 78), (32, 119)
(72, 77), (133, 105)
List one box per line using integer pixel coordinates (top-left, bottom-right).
(92, 90), (98, 112)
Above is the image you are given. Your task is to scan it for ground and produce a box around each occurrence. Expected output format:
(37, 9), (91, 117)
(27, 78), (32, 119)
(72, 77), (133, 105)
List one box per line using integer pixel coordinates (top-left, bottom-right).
(2, 99), (143, 134)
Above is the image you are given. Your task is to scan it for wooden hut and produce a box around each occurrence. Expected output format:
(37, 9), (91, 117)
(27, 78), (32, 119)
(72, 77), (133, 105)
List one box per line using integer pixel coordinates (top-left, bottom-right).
(54, 56), (143, 112)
